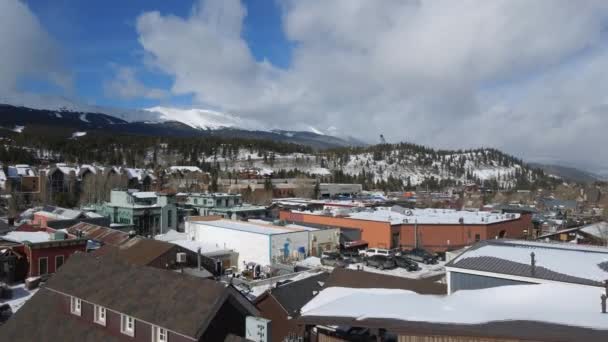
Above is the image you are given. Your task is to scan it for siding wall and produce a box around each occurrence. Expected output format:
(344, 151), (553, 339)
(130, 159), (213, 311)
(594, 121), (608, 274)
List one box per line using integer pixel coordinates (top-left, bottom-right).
(256, 295), (304, 342)
(186, 221), (271, 269)
(450, 271), (531, 293)
(57, 292), (194, 342)
(280, 211), (529, 252)
(279, 212), (392, 249)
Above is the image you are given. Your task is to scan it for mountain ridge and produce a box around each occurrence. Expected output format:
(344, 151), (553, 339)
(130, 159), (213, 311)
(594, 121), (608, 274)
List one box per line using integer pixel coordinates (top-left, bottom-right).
(0, 104), (360, 149)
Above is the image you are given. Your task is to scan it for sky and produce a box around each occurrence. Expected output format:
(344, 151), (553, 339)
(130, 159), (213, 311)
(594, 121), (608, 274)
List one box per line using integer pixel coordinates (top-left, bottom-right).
(2, 0), (608, 174)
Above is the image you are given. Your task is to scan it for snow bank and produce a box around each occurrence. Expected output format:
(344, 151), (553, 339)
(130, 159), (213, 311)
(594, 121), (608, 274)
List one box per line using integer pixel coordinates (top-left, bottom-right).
(301, 284), (608, 329)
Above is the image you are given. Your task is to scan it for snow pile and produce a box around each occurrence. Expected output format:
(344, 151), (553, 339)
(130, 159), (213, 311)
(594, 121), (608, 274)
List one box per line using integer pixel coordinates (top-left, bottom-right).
(79, 114), (89, 123)
(301, 284), (608, 329)
(71, 131), (87, 138)
(456, 241), (608, 282)
(12, 125), (24, 133)
(169, 166), (203, 173)
(296, 256), (322, 268)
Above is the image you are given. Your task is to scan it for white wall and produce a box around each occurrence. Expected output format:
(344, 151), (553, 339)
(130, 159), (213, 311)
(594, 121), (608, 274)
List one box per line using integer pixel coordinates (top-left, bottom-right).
(270, 231), (310, 264)
(309, 228), (340, 255)
(185, 221), (270, 270)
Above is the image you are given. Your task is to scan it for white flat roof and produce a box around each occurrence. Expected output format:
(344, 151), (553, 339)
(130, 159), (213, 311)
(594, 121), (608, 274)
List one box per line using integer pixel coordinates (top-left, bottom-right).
(301, 284), (608, 330)
(191, 219), (309, 235)
(299, 207), (520, 225)
(2, 231), (51, 243)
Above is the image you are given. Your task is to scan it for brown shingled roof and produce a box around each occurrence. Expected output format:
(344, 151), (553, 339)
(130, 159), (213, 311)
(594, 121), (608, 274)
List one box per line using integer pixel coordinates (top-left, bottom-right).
(114, 237), (176, 266)
(1, 252), (258, 340)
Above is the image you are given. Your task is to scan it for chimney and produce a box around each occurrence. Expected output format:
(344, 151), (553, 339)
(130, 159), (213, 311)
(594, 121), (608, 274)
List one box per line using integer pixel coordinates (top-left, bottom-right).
(530, 252), (536, 276)
(197, 247), (202, 270)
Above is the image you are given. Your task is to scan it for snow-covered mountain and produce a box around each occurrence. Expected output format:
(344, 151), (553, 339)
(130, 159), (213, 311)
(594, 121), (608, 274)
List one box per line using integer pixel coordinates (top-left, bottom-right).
(145, 106), (267, 131)
(0, 103), (361, 149)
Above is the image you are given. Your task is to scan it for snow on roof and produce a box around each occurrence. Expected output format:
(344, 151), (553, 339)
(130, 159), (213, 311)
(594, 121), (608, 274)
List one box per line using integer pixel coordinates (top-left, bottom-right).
(300, 284), (608, 330)
(191, 219), (309, 235)
(55, 164), (78, 175)
(131, 191), (157, 199)
(2, 231), (51, 243)
(248, 219), (320, 231)
(169, 166), (202, 173)
(320, 207), (521, 225)
(452, 240), (608, 282)
(155, 229), (188, 242)
(36, 207), (84, 220)
(8, 165), (35, 178)
(581, 221), (608, 240)
(172, 239), (233, 255)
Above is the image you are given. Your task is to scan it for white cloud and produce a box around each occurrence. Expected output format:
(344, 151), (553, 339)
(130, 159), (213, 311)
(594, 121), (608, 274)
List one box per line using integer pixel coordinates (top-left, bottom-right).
(104, 66), (168, 100)
(136, 0), (608, 171)
(0, 0), (69, 92)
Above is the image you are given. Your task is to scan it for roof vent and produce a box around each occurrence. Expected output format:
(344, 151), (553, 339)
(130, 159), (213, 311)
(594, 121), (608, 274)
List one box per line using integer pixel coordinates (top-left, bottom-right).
(530, 252), (536, 276)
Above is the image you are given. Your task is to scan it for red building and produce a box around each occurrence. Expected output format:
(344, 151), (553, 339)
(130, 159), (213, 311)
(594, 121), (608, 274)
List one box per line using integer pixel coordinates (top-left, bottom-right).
(0, 228), (87, 281)
(280, 208), (532, 252)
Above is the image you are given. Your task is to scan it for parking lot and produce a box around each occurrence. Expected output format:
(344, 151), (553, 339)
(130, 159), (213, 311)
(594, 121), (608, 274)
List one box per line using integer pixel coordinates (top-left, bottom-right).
(345, 260), (446, 280)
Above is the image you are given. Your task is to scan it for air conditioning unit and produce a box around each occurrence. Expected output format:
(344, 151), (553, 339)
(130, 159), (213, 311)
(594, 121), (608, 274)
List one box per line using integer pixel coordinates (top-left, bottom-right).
(176, 252), (187, 263)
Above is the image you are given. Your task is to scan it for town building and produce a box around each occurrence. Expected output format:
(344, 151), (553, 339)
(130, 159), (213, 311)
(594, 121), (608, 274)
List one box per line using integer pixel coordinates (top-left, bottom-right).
(185, 217), (313, 269)
(318, 183), (363, 198)
(32, 206), (108, 229)
(445, 239), (608, 294)
(0, 252), (259, 341)
(95, 190), (177, 236)
(0, 228), (87, 282)
(155, 229), (239, 271)
(184, 192), (243, 215)
(249, 219), (340, 257)
(297, 282), (608, 342)
(255, 272), (329, 342)
(66, 222), (132, 248)
(280, 206), (531, 252)
(124, 168), (157, 191)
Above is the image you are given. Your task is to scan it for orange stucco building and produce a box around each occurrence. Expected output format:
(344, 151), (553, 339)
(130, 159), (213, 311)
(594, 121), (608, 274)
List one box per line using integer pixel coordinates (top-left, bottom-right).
(279, 210), (532, 252)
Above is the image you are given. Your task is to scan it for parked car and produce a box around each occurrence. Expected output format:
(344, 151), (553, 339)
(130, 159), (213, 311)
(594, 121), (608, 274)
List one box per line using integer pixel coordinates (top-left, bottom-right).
(394, 256), (419, 271)
(365, 255), (396, 270)
(359, 248), (392, 258)
(405, 248), (438, 264)
(321, 252), (348, 268)
(341, 251), (363, 263)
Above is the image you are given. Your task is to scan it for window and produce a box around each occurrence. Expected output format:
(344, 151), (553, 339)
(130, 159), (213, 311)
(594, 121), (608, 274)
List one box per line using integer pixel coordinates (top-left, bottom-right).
(93, 305), (107, 325)
(70, 297), (81, 316)
(152, 326), (168, 342)
(55, 255), (65, 270)
(167, 210), (172, 228)
(194, 198), (198, 205)
(39, 257), (48, 275)
(475, 234), (481, 242)
(121, 314), (135, 336)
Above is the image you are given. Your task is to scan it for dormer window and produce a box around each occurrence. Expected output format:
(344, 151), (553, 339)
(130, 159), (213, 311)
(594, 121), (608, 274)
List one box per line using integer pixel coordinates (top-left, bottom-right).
(70, 297), (81, 316)
(152, 326), (168, 342)
(94, 305), (106, 326)
(120, 314), (135, 337)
